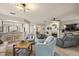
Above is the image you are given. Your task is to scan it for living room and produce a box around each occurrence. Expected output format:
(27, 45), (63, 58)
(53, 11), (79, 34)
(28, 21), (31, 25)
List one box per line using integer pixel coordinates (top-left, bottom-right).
(0, 3), (79, 56)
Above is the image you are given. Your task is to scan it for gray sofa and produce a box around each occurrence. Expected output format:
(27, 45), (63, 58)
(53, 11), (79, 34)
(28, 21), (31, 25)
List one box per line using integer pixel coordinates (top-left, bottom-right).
(56, 33), (79, 48)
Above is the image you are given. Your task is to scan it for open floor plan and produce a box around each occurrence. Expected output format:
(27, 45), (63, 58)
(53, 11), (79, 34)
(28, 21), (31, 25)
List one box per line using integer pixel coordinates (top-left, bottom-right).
(0, 3), (79, 56)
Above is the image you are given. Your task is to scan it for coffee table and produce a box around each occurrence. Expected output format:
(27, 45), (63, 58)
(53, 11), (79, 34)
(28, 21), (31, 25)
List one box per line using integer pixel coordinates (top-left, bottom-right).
(13, 41), (32, 56)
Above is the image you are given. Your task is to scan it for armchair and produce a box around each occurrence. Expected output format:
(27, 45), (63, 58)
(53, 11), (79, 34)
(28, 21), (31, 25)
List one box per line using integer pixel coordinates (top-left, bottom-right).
(35, 36), (56, 56)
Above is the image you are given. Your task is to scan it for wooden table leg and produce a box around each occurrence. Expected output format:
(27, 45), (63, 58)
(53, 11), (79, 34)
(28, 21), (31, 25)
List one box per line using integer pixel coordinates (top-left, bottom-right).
(30, 44), (32, 53)
(28, 44), (32, 56)
(13, 45), (15, 56)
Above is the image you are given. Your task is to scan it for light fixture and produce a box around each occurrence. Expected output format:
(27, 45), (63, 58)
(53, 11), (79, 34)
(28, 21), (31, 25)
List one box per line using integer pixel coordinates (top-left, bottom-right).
(64, 25), (66, 28)
(16, 3), (32, 12)
(50, 17), (57, 21)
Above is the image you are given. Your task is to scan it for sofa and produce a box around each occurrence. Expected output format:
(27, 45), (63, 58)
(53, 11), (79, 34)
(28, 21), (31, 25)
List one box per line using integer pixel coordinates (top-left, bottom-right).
(35, 36), (56, 56)
(56, 33), (79, 48)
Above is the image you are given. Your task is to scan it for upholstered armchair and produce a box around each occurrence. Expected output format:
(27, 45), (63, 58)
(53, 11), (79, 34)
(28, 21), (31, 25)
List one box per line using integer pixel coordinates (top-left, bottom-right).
(35, 36), (56, 56)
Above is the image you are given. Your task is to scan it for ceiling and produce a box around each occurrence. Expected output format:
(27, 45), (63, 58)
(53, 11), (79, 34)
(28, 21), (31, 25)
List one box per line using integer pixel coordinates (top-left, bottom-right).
(0, 3), (79, 24)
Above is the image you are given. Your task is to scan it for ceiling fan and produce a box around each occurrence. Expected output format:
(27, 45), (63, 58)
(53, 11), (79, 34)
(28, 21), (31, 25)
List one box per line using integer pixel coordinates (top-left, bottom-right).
(50, 17), (60, 21)
(16, 3), (32, 12)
